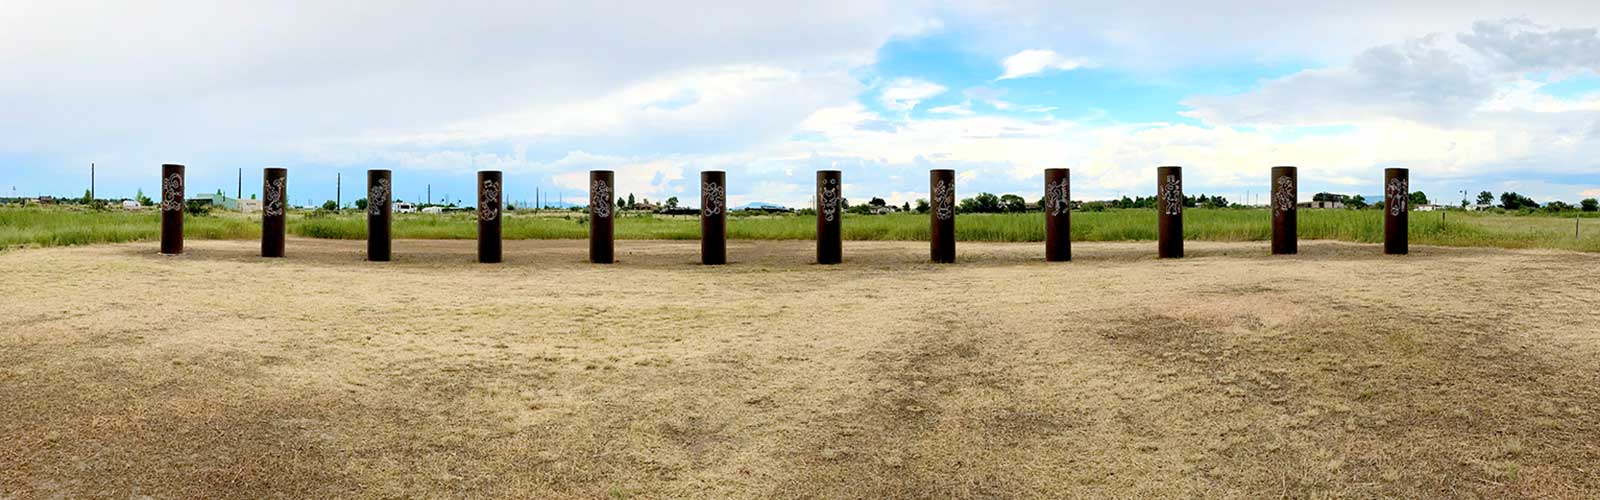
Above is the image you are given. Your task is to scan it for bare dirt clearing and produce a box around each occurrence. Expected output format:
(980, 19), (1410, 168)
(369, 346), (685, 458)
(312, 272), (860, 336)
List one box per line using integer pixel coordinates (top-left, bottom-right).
(3, 239), (1599, 499)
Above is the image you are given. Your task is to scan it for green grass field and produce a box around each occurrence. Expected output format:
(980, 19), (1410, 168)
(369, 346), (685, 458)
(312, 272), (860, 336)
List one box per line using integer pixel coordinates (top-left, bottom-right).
(3, 206), (1597, 252)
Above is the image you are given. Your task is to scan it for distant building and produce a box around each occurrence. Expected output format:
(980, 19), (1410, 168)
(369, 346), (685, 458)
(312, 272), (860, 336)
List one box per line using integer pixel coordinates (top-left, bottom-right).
(1298, 200), (1345, 209)
(238, 198), (262, 213)
(1470, 203), (1494, 211)
(421, 206), (445, 214)
(36, 196), (55, 205)
(393, 202), (416, 213)
(1414, 204), (1442, 212)
(190, 192), (251, 211)
(121, 200), (142, 210)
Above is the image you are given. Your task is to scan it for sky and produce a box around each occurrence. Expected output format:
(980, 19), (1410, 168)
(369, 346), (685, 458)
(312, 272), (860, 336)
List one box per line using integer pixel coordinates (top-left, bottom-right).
(3, 0), (1600, 209)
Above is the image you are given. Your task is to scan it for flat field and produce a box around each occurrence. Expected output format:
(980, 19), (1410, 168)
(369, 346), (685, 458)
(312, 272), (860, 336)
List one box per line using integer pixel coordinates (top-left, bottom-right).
(2, 239), (1599, 498)
(5, 206), (1599, 253)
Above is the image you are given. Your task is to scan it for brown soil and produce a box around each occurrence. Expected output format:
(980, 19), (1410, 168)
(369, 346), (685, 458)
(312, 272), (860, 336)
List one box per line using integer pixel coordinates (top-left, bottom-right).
(2, 238), (1598, 499)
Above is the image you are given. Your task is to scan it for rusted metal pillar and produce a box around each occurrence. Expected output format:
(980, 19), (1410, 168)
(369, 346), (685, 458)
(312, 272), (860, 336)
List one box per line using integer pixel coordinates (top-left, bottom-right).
(701, 171), (726, 265)
(478, 170), (502, 263)
(1385, 168), (1409, 255)
(1157, 166), (1184, 259)
(930, 169), (955, 263)
(1045, 168), (1071, 262)
(589, 170), (614, 263)
(816, 170), (842, 264)
(367, 169), (392, 262)
(1271, 166), (1297, 255)
(262, 167), (287, 257)
(159, 164), (185, 255)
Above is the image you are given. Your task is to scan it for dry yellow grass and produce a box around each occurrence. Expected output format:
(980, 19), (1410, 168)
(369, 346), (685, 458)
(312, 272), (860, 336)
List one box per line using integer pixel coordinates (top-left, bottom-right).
(2, 238), (1598, 499)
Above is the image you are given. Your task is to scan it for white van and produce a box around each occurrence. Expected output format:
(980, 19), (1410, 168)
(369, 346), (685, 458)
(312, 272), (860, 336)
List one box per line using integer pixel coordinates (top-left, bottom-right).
(393, 202), (416, 213)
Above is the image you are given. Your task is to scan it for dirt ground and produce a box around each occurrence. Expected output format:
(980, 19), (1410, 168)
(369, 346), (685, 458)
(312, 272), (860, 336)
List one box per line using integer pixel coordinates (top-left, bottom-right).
(2, 238), (1598, 499)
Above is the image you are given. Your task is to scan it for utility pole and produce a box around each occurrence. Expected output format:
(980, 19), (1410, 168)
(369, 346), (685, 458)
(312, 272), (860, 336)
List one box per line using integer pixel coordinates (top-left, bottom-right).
(427, 184), (431, 207)
(337, 173), (342, 209)
(237, 167), (242, 201)
(90, 163), (95, 202)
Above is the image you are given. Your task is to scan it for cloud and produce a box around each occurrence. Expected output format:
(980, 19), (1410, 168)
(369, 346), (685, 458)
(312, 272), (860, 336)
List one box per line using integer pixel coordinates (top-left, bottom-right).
(879, 78), (948, 111)
(997, 49), (1090, 80)
(928, 102), (976, 115)
(0, 0), (932, 158)
(1184, 19), (1600, 128)
(1456, 18), (1600, 74)
(9, 4), (1600, 207)
(1183, 35), (1497, 127)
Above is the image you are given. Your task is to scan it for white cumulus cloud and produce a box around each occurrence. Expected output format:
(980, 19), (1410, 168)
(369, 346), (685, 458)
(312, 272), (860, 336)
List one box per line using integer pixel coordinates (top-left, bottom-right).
(997, 49), (1090, 80)
(879, 78), (949, 111)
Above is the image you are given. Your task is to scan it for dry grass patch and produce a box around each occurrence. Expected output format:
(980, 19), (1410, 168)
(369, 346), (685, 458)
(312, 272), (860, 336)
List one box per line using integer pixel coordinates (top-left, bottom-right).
(2, 239), (1598, 499)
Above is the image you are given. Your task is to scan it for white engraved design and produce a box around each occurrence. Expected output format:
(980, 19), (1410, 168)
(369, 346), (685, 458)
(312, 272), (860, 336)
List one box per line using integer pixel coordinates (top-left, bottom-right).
(1387, 177), (1408, 216)
(1160, 174), (1183, 215)
(819, 177), (839, 222)
(1274, 175), (1295, 213)
(591, 179), (612, 218)
(264, 177), (286, 217)
(703, 181), (724, 216)
(159, 173), (184, 212)
(479, 179), (500, 222)
(368, 178), (390, 216)
(932, 179), (954, 221)
(1046, 177), (1070, 216)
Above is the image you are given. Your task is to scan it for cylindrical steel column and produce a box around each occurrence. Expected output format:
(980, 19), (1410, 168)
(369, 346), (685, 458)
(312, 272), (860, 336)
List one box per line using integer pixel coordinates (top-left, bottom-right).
(1157, 166), (1184, 259)
(478, 170), (502, 264)
(589, 170), (615, 263)
(930, 169), (955, 263)
(1385, 167), (1409, 255)
(1271, 166), (1297, 255)
(816, 170), (842, 264)
(159, 164), (185, 255)
(701, 171), (726, 265)
(367, 169), (392, 262)
(262, 167), (287, 258)
(1045, 168), (1071, 262)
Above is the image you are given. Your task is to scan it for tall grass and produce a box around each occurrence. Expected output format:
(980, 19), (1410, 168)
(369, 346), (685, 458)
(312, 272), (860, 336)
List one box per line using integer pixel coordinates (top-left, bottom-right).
(0, 207), (258, 249)
(5, 206), (1598, 252)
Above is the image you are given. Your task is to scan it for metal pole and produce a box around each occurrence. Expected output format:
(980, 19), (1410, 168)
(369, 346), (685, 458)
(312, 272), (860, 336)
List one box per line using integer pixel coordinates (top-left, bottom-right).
(159, 164), (185, 255)
(368, 169), (393, 261)
(816, 170), (842, 264)
(701, 171), (727, 265)
(1157, 166), (1184, 258)
(90, 163), (95, 202)
(1384, 168), (1409, 255)
(1271, 166), (1297, 255)
(336, 173), (341, 209)
(478, 170), (502, 263)
(930, 169), (955, 263)
(237, 167), (242, 203)
(262, 168), (287, 257)
(1045, 168), (1071, 262)
(589, 170), (614, 263)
